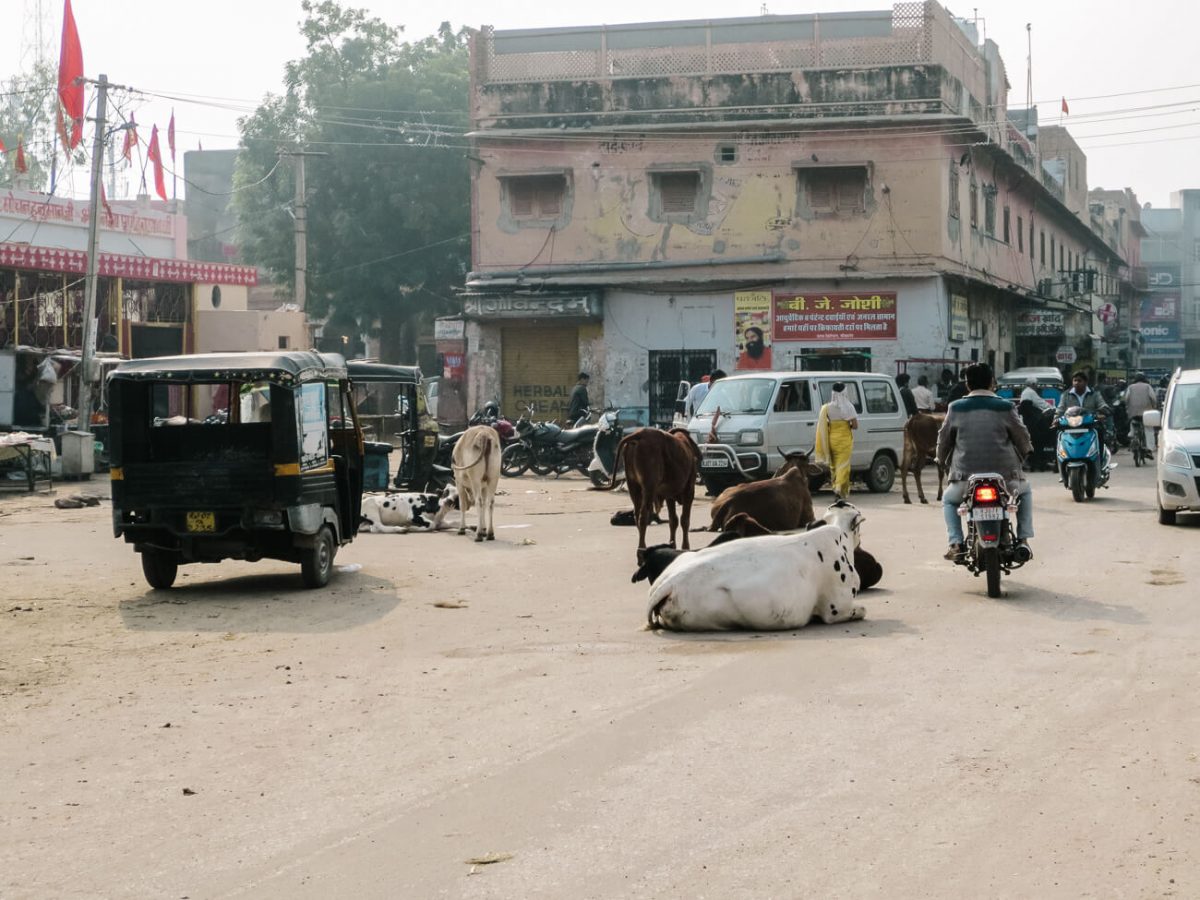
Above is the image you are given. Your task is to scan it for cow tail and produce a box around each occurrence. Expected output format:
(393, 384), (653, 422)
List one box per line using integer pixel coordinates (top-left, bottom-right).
(605, 434), (634, 491)
(451, 435), (491, 472)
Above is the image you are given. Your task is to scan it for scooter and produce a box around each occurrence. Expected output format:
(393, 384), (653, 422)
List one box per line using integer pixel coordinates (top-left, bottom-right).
(586, 407), (625, 487)
(952, 472), (1031, 598)
(1055, 406), (1113, 502)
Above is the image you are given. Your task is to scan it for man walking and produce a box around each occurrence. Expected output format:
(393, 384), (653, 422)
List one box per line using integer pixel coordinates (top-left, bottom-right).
(567, 372), (590, 424)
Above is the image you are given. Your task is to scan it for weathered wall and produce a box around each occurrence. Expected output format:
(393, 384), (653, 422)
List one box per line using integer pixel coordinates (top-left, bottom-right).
(192, 309), (307, 355)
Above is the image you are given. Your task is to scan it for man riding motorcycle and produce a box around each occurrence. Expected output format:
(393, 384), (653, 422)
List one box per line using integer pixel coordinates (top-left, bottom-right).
(937, 362), (1035, 561)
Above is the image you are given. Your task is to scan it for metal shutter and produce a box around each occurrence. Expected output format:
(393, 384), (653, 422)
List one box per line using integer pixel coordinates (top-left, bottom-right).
(501, 326), (579, 423)
(658, 172), (699, 214)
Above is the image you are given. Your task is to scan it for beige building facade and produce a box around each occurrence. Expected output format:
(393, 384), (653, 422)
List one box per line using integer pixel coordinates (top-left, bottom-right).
(463, 2), (1132, 425)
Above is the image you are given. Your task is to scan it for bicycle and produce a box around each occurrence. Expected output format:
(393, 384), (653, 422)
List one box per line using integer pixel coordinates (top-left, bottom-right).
(1128, 414), (1151, 467)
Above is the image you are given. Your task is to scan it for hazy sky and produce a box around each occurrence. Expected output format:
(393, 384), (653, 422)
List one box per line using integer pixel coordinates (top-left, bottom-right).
(5, 0), (1197, 207)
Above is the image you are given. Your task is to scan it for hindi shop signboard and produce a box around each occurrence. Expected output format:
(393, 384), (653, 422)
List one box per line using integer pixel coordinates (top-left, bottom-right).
(1015, 311), (1065, 337)
(773, 292), (898, 342)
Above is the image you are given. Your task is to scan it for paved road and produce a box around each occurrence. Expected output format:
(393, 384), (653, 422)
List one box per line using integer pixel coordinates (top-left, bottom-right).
(2, 459), (1198, 899)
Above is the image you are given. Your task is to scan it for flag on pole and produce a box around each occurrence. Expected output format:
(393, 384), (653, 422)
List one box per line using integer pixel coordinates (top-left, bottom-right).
(56, 106), (73, 159)
(57, 0), (85, 149)
(197, 140), (203, 152)
(15, 139), (28, 174)
(0, 138), (7, 153)
(100, 183), (115, 223)
(168, 110), (176, 164)
(122, 112), (137, 162)
(1061, 97), (1069, 115)
(147, 125), (168, 201)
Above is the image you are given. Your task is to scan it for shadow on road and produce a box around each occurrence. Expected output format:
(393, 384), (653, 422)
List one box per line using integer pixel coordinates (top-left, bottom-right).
(118, 569), (401, 634)
(649, 612), (917, 646)
(997, 582), (1148, 625)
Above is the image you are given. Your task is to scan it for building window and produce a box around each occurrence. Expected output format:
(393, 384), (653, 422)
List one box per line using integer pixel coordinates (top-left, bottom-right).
(984, 188), (996, 236)
(948, 161), (960, 219)
(278, 335), (289, 349)
(1002, 205), (1011, 243)
(503, 174), (568, 220)
(716, 144), (737, 164)
(798, 166), (868, 215)
(1017, 215), (1024, 252)
(1030, 221), (1035, 258)
(653, 170), (702, 215)
(1040, 231), (1046, 266)
(1050, 236), (1056, 271)
(969, 180), (978, 228)
(1060, 243), (1065, 271)
(1194, 238), (1200, 261)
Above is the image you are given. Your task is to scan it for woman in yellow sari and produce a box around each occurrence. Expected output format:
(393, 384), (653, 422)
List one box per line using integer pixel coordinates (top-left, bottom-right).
(814, 382), (859, 499)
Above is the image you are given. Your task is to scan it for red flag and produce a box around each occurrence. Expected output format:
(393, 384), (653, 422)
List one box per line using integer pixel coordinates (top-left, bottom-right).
(168, 110), (176, 164)
(100, 183), (114, 223)
(121, 112), (137, 162)
(56, 106), (73, 159)
(15, 139), (28, 174)
(1061, 96), (1069, 115)
(57, 0), (85, 148)
(147, 124), (167, 201)
(0, 137), (6, 153)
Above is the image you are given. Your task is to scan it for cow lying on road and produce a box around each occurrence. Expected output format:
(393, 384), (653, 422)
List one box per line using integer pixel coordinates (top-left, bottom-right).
(360, 487), (458, 533)
(646, 501), (867, 631)
(709, 451), (815, 533)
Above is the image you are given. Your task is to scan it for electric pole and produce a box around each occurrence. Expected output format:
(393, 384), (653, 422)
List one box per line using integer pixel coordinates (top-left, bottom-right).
(77, 73), (108, 440)
(278, 149), (326, 316)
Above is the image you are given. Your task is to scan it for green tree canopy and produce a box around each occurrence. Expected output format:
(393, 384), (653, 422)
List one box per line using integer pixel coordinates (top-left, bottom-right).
(233, 1), (471, 363)
(0, 61), (60, 190)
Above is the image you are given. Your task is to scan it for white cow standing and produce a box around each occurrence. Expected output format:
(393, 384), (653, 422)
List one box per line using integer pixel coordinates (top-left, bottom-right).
(646, 501), (866, 631)
(451, 424), (501, 542)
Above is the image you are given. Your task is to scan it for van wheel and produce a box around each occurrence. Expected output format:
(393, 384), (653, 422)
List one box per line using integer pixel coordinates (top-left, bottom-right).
(1158, 503), (1177, 526)
(865, 453), (896, 493)
(141, 551), (178, 590)
(301, 526), (336, 589)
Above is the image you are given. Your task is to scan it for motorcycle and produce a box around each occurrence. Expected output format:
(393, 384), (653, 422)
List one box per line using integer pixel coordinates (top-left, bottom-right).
(434, 403), (517, 469)
(501, 403), (599, 478)
(953, 473), (1031, 598)
(1055, 406), (1113, 502)
(586, 407), (625, 487)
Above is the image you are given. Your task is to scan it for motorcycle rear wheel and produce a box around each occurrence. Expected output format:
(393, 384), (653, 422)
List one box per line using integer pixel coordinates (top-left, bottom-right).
(1069, 467), (1085, 502)
(501, 444), (531, 477)
(983, 546), (1002, 598)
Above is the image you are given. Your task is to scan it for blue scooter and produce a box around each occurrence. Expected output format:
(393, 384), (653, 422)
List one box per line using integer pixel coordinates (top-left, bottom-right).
(1056, 406), (1113, 502)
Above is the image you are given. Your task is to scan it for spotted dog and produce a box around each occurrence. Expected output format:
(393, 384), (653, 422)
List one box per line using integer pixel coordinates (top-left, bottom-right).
(645, 500), (866, 631)
(360, 486), (458, 534)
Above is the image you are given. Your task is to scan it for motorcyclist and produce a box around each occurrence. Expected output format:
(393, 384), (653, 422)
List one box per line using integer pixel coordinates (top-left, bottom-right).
(1057, 370), (1112, 450)
(1018, 377), (1042, 406)
(937, 362), (1034, 561)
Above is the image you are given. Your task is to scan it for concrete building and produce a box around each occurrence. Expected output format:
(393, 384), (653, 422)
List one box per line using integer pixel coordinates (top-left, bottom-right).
(462, 1), (1131, 425)
(1140, 190), (1200, 372)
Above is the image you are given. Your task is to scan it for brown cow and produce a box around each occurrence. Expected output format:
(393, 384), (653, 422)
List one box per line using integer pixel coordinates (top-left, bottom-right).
(610, 428), (699, 552)
(900, 412), (946, 505)
(708, 452), (816, 533)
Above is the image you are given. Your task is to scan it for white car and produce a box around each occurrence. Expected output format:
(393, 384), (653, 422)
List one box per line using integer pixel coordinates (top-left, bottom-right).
(1143, 368), (1200, 525)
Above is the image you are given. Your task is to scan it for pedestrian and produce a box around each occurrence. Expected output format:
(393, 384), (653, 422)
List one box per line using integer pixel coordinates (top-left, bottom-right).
(896, 372), (918, 417)
(814, 382), (858, 499)
(1019, 377), (1042, 406)
(1124, 372), (1158, 452)
(937, 368), (956, 402)
(566, 372), (590, 424)
(945, 369), (969, 405)
(685, 368), (724, 418)
(912, 375), (935, 412)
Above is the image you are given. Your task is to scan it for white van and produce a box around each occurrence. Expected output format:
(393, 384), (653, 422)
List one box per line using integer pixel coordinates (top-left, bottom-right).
(1143, 367), (1200, 525)
(684, 370), (908, 495)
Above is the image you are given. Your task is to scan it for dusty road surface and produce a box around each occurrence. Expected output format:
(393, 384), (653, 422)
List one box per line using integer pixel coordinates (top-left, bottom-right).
(2, 461), (1198, 899)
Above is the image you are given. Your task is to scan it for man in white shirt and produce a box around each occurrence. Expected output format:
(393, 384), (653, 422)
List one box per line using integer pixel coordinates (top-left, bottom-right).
(684, 369), (725, 419)
(1019, 378), (1043, 406)
(912, 375), (935, 412)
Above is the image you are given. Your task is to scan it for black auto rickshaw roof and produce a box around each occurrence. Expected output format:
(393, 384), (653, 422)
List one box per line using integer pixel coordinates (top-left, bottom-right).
(346, 360), (423, 384)
(108, 351), (348, 385)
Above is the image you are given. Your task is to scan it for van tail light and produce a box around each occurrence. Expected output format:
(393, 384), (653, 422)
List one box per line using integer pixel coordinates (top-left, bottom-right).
(973, 485), (1000, 504)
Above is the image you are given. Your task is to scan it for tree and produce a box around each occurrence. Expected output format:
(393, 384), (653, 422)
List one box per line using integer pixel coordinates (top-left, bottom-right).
(233, 1), (471, 363)
(0, 61), (60, 190)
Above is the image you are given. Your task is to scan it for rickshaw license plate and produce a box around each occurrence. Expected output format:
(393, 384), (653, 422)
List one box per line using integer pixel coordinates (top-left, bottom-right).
(970, 507), (1005, 521)
(186, 511), (216, 532)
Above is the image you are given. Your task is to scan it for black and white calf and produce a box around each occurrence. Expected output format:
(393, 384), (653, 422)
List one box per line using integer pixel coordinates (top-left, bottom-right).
(360, 486), (458, 534)
(646, 500), (867, 631)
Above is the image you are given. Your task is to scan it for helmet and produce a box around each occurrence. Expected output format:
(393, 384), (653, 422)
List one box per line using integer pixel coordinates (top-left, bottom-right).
(482, 400), (500, 418)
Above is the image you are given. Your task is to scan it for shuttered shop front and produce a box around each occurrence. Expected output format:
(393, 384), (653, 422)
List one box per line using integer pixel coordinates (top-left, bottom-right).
(501, 326), (579, 422)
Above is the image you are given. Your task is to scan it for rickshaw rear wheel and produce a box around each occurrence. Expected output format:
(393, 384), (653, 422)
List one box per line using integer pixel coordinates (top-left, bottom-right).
(141, 551), (178, 590)
(301, 526), (336, 589)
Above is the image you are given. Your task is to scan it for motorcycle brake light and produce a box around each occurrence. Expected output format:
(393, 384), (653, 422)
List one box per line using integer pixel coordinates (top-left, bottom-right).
(973, 485), (1000, 503)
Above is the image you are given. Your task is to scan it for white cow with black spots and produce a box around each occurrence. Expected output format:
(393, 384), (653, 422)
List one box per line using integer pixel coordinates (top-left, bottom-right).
(360, 486), (458, 534)
(645, 500), (866, 631)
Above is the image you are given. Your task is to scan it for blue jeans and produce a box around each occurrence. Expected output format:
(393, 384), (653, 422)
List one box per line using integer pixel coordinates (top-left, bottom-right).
(943, 479), (1033, 545)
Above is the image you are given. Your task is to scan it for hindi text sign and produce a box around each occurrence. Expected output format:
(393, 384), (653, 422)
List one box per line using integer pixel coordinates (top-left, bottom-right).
(773, 292), (898, 342)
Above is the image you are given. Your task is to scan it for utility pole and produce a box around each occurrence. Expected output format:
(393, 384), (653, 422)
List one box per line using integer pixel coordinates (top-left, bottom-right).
(77, 73), (108, 439)
(278, 149), (327, 315)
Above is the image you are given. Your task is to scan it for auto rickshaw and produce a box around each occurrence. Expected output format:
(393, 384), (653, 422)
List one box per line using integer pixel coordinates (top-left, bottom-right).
(107, 351), (364, 589)
(345, 360), (438, 492)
